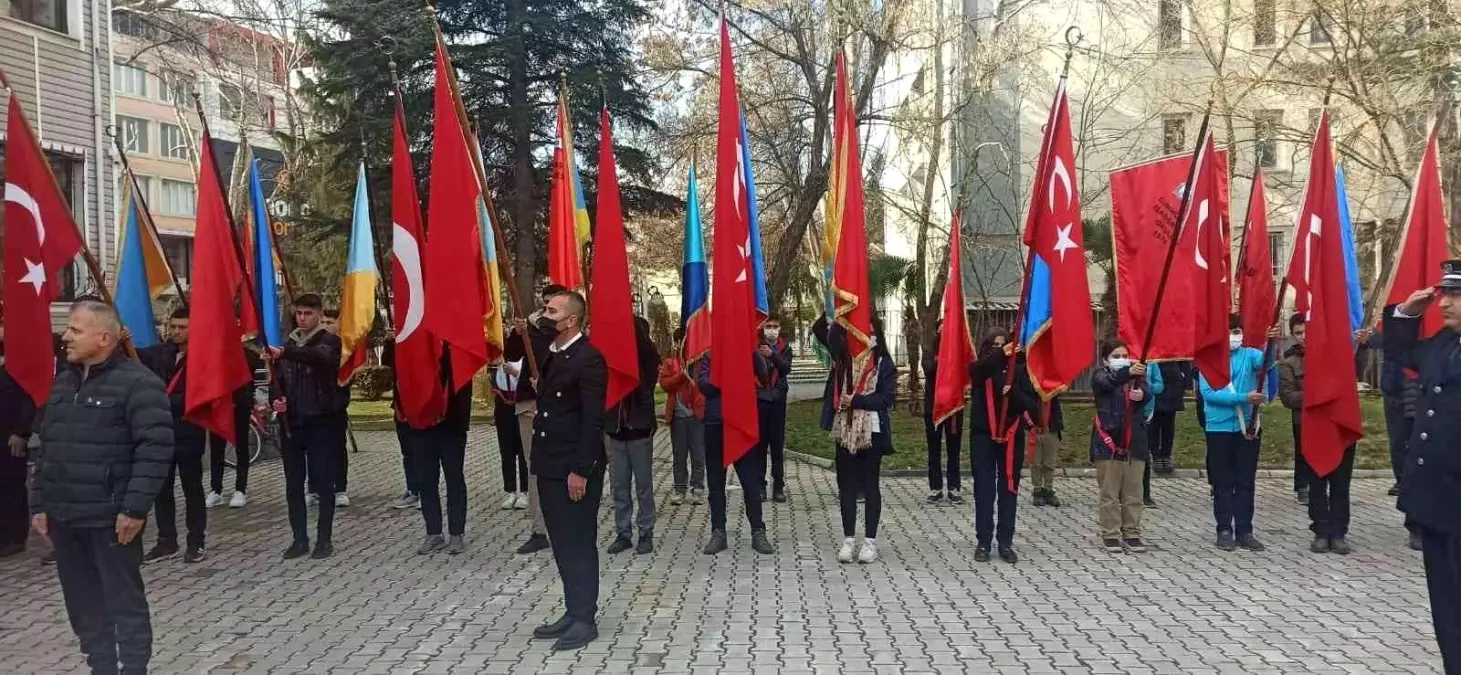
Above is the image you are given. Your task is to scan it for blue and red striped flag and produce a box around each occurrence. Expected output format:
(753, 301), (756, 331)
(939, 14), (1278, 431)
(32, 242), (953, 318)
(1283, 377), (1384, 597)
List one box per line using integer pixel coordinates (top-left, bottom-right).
(680, 161), (711, 362)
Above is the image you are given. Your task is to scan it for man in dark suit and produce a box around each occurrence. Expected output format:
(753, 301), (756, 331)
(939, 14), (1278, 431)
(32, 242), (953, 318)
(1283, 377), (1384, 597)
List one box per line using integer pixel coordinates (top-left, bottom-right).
(137, 308), (210, 564)
(530, 290), (608, 652)
(1387, 268), (1461, 674)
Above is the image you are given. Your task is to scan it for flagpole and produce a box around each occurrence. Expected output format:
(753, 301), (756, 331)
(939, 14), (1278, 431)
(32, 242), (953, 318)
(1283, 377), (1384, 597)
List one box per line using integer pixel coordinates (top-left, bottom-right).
(0, 68), (136, 358)
(108, 127), (189, 309)
(424, 3), (541, 380)
(1138, 103), (1213, 360)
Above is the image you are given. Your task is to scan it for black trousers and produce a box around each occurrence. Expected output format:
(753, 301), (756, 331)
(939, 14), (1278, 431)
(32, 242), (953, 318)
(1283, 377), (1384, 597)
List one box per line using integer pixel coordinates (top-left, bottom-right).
(1292, 421), (1316, 493)
(0, 449), (29, 548)
(154, 442), (206, 549)
(51, 522), (152, 675)
(1422, 527), (1461, 674)
(971, 430), (1024, 548)
(282, 420), (337, 545)
(1384, 400), (1414, 484)
(538, 471), (604, 625)
(1207, 431), (1260, 537)
(757, 401), (788, 492)
(494, 408), (528, 493)
(835, 446), (883, 538)
(393, 421), (425, 496)
(334, 415), (350, 493)
(925, 413), (962, 492)
(1146, 411), (1177, 460)
(1298, 422), (1356, 537)
(704, 422), (766, 532)
(418, 424), (468, 536)
(208, 407), (251, 495)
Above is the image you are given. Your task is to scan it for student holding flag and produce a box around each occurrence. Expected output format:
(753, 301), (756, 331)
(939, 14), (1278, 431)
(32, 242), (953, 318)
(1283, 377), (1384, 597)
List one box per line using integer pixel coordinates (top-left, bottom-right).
(1089, 341), (1161, 553)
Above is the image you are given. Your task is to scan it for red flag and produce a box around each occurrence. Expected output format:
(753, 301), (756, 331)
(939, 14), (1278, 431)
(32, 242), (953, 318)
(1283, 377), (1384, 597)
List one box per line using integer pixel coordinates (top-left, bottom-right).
(1019, 80), (1094, 397)
(424, 40), (491, 392)
(1111, 150), (1230, 361)
(1298, 112), (1364, 476)
(546, 145), (582, 289)
(830, 52), (873, 359)
(589, 108), (640, 409)
(182, 132), (252, 442)
(709, 19), (759, 465)
(1185, 131), (1232, 390)
(1382, 123), (1449, 336)
(390, 90), (447, 429)
(932, 213), (974, 424)
(3, 91), (84, 404)
(1237, 169), (1276, 349)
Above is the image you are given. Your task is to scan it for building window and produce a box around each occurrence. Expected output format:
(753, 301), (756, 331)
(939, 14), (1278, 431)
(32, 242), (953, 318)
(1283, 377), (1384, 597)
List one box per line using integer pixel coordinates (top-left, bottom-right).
(1268, 231), (1285, 279)
(1159, 0), (1184, 49)
(1255, 109), (1283, 169)
(114, 62), (149, 98)
(1162, 114), (1190, 154)
(1309, 10), (1334, 44)
(159, 71), (193, 105)
(8, 0), (68, 34)
(117, 116), (150, 154)
(159, 180), (197, 217)
(1254, 0), (1277, 45)
(159, 124), (191, 160)
(218, 83), (243, 122)
(159, 235), (194, 288)
(127, 174), (154, 204)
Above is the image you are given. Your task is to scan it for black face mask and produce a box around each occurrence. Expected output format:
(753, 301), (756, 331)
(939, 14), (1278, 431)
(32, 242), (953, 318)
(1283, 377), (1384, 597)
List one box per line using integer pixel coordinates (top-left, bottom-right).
(536, 316), (564, 336)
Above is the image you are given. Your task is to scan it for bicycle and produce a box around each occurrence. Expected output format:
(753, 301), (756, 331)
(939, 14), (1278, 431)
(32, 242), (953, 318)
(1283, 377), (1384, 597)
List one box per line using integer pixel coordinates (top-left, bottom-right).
(224, 409), (277, 468)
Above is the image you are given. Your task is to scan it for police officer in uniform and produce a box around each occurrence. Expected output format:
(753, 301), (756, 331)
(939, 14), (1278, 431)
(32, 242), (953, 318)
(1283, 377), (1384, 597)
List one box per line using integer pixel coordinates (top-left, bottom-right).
(1385, 264), (1461, 673)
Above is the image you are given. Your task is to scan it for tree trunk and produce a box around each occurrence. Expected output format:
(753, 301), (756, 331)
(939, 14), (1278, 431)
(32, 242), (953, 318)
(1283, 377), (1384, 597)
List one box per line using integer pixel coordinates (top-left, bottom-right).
(506, 0), (537, 305)
(910, 0), (948, 393)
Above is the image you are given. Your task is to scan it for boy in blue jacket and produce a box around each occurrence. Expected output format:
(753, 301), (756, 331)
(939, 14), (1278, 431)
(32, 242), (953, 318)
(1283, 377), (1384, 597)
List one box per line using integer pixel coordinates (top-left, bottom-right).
(1199, 317), (1277, 552)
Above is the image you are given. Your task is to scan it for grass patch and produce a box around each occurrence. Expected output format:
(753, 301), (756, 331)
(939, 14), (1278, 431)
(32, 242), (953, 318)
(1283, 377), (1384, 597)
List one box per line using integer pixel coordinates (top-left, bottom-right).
(784, 396), (1394, 473)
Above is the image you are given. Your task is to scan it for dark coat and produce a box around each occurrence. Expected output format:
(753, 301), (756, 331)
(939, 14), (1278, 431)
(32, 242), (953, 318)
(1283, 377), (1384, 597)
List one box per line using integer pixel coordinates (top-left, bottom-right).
(274, 327), (343, 425)
(1277, 344), (1305, 420)
(31, 351), (174, 526)
(504, 311), (555, 403)
(1089, 366), (1151, 462)
(0, 364), (37, 441)
(967, 349), (1040, 437)
(605, 318), (663, 439)
(755, 337), (793, 404)
(695, 352), (769, 425)
(530, 334), (608, 479)
(1153, 361), (1192, 413)
(818, 351), (898, 453)
(1383, 311), (1461, 536)
(139, 341), (209, 447)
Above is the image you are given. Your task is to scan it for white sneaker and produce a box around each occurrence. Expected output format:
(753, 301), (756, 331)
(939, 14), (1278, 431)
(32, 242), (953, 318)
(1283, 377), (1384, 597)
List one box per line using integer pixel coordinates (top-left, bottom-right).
(306, 493), (319, 506)
(669, 492), (684, 506)
(205, 492), (224, 508)
(500, 494), (518, 510)
(335, 493), (351, 507)
(837, 537), (856, 564)
(228, 491), (247, 508)
(858, 539), (878, 564)
(513, 492), (528, 510)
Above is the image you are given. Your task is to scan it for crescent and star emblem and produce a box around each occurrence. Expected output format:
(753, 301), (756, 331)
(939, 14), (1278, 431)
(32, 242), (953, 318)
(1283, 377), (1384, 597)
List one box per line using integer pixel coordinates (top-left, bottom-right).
(1047, 158), (1078, 262)
(392, 222), (426, 342)
(1194, 200), (1211, 270)
(4, 183), (49, 296)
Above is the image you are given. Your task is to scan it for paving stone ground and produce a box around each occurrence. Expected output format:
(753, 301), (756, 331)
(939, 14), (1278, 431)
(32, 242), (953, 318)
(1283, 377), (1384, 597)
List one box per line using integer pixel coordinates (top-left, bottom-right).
(0, 427), (1442, 674)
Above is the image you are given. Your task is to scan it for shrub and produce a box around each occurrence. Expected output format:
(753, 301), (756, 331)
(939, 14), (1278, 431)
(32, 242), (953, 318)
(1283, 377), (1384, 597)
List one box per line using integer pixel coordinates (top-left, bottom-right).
(351, 365), (395, 401)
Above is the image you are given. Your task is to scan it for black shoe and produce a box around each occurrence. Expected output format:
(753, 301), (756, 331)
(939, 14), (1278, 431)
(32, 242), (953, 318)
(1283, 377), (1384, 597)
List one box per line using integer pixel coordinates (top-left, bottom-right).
(1330, 537), (1352, 555)
(1143, 497), (1157, 508)
(552, 622), (599, 651)
(516, 533), (550, 555)
(1215, 531), (1237, 551)
(1310, 535), (1331, 553)
(1102, 538), (1123, 553)
(1296, 488), (1310, 506)
(751, 529), (774, 555)
(772, 489), (787, 503)
(703, 529), (728, 555)
(760, 490), (768, 503)
(143, 542), (179, 564)
(283, 541), (311, 559)
(1122, 538), (1146, 553)
(926, 490), (944, 504)
(1237, 534), (1265, 552)
(1046, 491), (1062, 508)
(183, 546), (206, 563)
(606, 536), (634, 554)
(974, 546), (991, 563)
(1410, 532), (1424, 551)
(533, 615), (572, 640)
(1388, 483), (1400, 497)
(40, 552), (55, 565)
(998, 545), (1018, 564)
(1032, 489), (1049, 507)
(946, 490), (964, 505)
(636, 535), (653, 555)
(311, 541), (334, 559)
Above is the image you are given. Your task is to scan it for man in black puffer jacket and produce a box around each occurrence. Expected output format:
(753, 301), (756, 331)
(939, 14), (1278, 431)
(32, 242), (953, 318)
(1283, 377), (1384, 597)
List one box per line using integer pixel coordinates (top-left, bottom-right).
(137, 307), (209, 564)
(32, 300), (173, 675)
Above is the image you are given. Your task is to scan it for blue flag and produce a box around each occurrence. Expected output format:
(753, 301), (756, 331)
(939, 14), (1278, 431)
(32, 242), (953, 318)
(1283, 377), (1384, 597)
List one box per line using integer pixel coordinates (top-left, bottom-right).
(248, 159), (285, 348)
(1335, 164), (1364, 334)
(112, 176), (170, 348)
(739, 110), (769, 321)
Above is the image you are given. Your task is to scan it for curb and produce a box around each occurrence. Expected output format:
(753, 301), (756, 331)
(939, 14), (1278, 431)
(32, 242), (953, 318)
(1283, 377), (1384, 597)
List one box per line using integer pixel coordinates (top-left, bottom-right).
(783, 449), (1396, 480)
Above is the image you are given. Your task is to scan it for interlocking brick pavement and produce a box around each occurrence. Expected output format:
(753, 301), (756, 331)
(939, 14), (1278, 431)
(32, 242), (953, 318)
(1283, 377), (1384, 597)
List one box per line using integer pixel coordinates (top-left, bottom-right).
(0, 427), (1442, 674)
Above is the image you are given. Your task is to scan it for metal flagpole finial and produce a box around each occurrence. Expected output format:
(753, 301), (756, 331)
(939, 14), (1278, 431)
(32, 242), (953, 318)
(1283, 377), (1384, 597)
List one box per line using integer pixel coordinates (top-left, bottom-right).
(1062, 26), (1083, 72)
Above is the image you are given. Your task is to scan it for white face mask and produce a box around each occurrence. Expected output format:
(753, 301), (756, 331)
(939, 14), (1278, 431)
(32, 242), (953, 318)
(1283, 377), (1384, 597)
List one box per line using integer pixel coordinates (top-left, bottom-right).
(1107, 357), (1132, 370)
(763, 330), (779, 342)
(1229, 333), (1244, 351)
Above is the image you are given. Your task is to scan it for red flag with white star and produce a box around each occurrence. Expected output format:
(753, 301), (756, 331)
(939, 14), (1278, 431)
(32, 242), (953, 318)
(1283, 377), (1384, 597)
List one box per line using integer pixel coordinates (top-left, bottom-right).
(1183, 129), (1232, 390)
(3, 90), (84, 404)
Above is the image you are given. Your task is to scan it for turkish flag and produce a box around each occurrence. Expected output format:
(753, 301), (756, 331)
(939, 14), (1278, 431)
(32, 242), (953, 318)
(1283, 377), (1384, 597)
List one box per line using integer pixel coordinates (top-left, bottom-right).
(3, 91), (84, 404)
(425, 40), (491, 392)
(182, 132), (252, 443)
(1184, 131), (1232, 390)
(390, 92), (447, 429)
(1237, 169), (1276, 349)
(1383, 123), (1449, 337)
(1297, 112), (1364, 476)
(709, 19), (759, 465)
(588, 108), (640, 409)
(932, 212), (974, 425)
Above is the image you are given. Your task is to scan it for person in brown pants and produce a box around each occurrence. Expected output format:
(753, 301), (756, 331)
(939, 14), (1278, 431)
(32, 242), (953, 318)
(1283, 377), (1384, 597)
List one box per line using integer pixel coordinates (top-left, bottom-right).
(1089, 341), (1160, 554)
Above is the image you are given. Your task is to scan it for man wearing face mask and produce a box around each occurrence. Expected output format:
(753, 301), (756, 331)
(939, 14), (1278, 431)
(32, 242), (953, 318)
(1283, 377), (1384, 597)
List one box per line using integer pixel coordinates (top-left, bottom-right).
(505, 284), (565, 555)
(1198, 315), (1276, 552)
(755, 316), (793, 503)
(529, 290), (608, 651)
